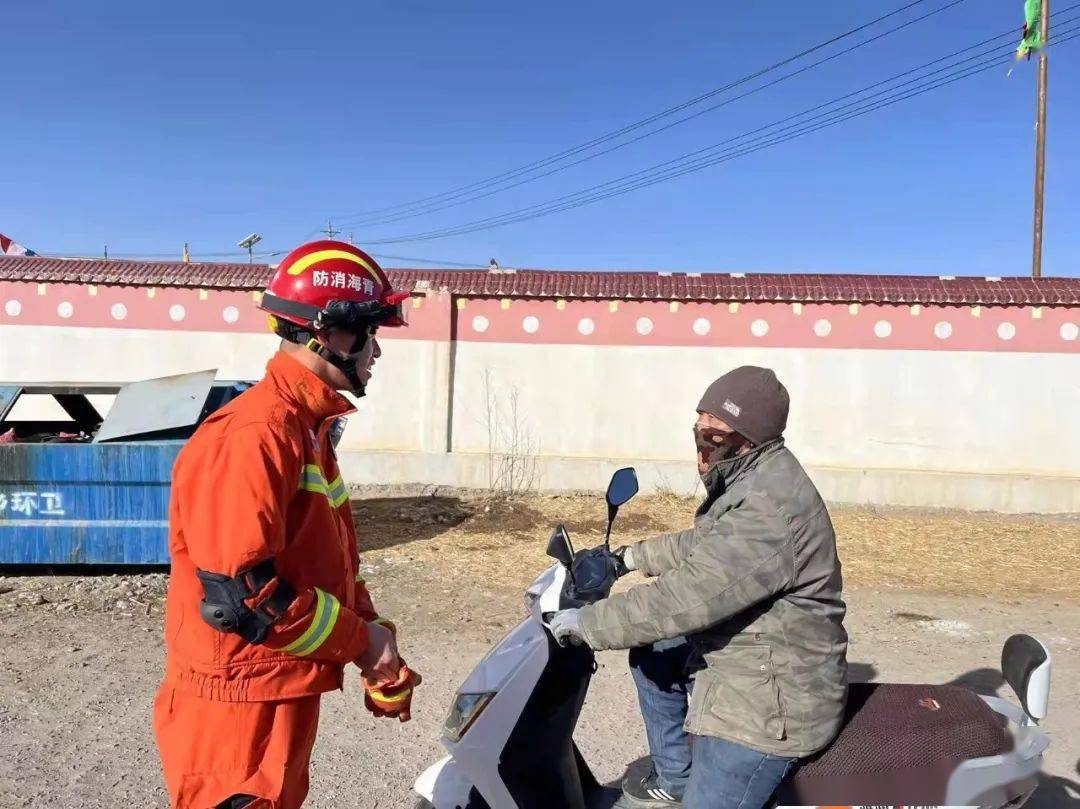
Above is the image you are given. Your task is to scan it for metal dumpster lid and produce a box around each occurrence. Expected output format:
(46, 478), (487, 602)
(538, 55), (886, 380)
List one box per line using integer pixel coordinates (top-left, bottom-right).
(93, 370), (219, 443)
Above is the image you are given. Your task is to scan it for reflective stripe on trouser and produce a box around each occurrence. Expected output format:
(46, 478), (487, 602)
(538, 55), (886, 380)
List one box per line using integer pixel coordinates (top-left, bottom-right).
(298, 464), (348, 508)
(273, 588), (341, 657)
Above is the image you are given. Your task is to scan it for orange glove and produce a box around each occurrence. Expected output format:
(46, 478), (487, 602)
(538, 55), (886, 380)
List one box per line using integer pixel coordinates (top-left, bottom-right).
(362, 661), (422, 722)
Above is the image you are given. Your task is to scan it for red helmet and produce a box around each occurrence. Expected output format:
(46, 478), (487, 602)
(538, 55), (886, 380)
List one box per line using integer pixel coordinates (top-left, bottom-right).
(258, 241), (409, 397)
(259, 240), (409, 333)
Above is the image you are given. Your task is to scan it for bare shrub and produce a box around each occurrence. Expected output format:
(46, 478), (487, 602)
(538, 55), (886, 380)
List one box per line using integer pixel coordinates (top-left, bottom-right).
(480, 368), (540, 498)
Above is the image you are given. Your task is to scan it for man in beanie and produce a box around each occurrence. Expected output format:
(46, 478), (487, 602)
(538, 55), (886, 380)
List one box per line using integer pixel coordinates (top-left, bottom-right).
(549, 367), (847, 809)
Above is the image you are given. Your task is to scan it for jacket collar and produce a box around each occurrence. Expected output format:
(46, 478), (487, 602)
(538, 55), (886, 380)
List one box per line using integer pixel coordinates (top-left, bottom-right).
(701, 437), (785, 502)
(265, 350), (355, 425)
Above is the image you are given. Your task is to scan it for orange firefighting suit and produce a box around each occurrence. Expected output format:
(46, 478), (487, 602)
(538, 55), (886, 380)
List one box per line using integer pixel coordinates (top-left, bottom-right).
(155, 350), (381, 808)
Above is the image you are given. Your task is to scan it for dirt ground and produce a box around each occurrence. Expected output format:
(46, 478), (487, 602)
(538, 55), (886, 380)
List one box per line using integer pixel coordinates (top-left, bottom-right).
(1, 490), (1078, 808)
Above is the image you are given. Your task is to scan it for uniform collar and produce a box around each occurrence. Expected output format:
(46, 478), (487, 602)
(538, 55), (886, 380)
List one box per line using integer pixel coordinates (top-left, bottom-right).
(266, 350), (356, 424)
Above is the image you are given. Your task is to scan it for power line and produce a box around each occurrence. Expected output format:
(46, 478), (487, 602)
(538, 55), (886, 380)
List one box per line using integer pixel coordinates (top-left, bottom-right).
(368, 253), (486, 268)
(362, 27), (1080, 245)
(366, 53), (1046, 243)
(331, 0), (943, 224)
(34, 248), (487, 268)
(37, 250), (268, 259)
(340, 0), (969, 230)
(363, 22), (1080, 243)
(48, 21), (1074, 258)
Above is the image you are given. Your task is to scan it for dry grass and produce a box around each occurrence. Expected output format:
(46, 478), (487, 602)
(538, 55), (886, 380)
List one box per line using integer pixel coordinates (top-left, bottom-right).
(831, 506), (1080, 598)
(352, 492), (1080, 600)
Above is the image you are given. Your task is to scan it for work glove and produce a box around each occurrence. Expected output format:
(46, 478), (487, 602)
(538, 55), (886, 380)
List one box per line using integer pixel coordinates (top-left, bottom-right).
(362, 660), (422, 723)
(549, 608), (587, 647)
(612, 545), (636, 578)
(359, 617), (421, 722)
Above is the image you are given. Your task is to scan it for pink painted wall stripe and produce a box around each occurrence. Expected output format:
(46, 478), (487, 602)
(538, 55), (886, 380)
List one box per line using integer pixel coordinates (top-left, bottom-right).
(2, 281), (1078, 353)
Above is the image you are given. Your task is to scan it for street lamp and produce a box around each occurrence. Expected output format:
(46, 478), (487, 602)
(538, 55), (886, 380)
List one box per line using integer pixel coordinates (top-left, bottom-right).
(237, 233), (262, 264)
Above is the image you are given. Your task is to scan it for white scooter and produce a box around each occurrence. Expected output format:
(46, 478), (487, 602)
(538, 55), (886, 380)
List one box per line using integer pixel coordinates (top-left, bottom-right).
(413, 468), (1053, 809)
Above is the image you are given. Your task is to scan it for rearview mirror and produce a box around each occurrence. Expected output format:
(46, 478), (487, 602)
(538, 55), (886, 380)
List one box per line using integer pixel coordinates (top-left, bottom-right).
(1002, 634), (1051, 722)
(604, 467), (639, 548)
(606, 467), (639, 508)
(546, 524), (575, 570)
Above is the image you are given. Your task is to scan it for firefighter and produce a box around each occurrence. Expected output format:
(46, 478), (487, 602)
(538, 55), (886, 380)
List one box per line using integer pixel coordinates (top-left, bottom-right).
(154, 241), (420, 809)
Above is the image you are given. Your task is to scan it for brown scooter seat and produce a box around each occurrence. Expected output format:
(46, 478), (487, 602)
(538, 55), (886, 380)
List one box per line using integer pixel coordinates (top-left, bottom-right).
(776, 683), (1012, 805)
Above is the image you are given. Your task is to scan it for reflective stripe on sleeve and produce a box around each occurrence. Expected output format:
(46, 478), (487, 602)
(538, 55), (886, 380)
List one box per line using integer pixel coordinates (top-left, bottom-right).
(298, 465), (349, 508)
(276, 588), (341, 657)
(328, 475), (348, 508)
(298, 464), (330, 497)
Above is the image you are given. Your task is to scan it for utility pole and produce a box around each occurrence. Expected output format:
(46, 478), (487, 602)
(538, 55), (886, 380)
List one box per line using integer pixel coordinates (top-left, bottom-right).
(321, 219), (340, 240)
(1032, 0), (1050, 278)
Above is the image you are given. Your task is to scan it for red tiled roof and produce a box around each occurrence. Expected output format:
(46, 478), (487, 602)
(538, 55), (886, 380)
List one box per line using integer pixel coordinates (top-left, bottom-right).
(0, 256), (265, 289)
(1, 255), (1077, 306)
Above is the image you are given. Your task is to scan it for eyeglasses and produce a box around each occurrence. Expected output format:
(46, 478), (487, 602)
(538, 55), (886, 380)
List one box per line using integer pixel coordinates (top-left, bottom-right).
(317, 299), (397, 332)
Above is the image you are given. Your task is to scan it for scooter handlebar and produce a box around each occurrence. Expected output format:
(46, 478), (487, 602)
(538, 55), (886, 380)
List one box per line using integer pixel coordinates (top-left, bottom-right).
(564, 547), (619, 606)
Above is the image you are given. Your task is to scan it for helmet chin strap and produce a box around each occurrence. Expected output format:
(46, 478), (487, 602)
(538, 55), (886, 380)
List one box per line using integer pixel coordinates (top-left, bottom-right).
(305, 336), (368, 398)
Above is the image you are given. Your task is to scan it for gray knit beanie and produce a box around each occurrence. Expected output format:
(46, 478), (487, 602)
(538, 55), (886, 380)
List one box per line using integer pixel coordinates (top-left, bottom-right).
(697, 366), (789, 445)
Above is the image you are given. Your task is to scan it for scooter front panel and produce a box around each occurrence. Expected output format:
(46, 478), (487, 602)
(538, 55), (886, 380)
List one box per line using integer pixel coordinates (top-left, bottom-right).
(445, 618), (550, 809)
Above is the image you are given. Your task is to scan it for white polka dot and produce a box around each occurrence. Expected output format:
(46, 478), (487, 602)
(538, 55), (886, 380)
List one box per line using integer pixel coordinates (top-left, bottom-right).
(934, 321), (952, 340)
(110, 303), (127, 321)
(1060, 322), (1078, 342)
(692, 318), (711, 336)
(636, 317), (653, 336)
(813, 318), (832, 337)
(522, 315), (539, 334)
(874, 320), (892, 338)
(997, 322), (1016, 341)
(57, 301), (74, 319)
(577, 318), (595, 336)
(169, 304), (186, 322)
(750, 319), (769, 337)
(223, 306), (240, 324)
(4, 300), (21, 317)
(472, 315), (489, 333)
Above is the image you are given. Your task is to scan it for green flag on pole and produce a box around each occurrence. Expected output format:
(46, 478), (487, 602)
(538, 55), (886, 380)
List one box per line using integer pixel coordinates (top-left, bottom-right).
(1017, 0), (1044, 59)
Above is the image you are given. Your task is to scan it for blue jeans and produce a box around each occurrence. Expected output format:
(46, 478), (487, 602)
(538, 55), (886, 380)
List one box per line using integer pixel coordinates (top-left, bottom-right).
(629, 637), (797, 809)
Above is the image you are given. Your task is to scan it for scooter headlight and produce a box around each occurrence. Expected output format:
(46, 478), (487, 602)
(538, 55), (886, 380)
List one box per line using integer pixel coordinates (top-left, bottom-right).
(444, 691), (496, 742)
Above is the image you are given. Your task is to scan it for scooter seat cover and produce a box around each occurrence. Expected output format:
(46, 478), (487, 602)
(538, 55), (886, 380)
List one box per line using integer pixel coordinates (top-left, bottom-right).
(779, 683), (1012, 804)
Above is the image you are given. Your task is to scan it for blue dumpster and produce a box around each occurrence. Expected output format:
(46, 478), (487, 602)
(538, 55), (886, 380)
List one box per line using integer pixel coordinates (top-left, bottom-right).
(0, 441), (181, 564)
(0, 372), (250, 565)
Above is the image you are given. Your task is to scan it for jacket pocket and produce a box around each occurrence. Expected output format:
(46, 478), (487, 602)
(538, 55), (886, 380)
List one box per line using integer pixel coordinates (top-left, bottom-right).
(690, 646), (786, 742)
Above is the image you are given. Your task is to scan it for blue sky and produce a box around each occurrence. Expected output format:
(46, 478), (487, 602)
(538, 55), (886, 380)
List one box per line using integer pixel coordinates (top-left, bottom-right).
(2, 0), (1077, 276)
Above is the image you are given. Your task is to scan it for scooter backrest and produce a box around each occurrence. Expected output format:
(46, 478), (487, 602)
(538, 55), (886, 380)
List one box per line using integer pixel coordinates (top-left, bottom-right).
(1001, 634), (1051, 722)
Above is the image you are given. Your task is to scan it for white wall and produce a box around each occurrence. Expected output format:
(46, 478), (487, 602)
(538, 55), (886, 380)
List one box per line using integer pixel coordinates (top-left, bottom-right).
(336, 338), (447, 454)
(4, 323), (1078, 512)
(0, 325), (446, 456)
(449, 341), (1080, 477)
(0, 324), (279, 383)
